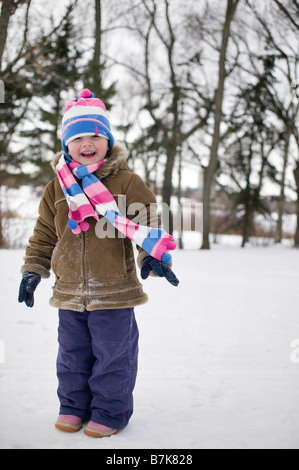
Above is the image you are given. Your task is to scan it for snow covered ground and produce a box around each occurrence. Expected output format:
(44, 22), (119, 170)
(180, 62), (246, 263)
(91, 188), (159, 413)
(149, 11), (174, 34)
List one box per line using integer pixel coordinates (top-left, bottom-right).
(0, 238), (299, 449)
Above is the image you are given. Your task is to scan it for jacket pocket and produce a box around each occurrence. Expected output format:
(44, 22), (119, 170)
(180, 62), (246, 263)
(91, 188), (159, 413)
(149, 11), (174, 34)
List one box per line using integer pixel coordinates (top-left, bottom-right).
(88, 228), (127, 283)
(50, 234), (84, 286)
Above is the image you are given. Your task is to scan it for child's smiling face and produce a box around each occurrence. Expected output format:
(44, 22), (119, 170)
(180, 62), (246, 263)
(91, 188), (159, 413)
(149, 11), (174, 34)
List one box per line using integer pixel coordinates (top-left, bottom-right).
(68, 135), (108, 165)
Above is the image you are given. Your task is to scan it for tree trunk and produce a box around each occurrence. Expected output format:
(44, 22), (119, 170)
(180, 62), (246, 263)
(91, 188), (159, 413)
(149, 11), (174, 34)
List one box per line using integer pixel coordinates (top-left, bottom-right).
(293, 163), (299, 247)
(241, 170), (252, 247)
(202, 0), (239, 249)
(161, 0), (180, 235)
(0, 0), (29, 70)
(93, 0), (102, 89)
(86, 0), (103, 95)
(177, 145), (183, 249)
(53, 91), (62, 153)
(275, 126), (291, 243)
(162, 144), (176, 234)
(0, 0), (15, 70)
(241, 205), (254, 247)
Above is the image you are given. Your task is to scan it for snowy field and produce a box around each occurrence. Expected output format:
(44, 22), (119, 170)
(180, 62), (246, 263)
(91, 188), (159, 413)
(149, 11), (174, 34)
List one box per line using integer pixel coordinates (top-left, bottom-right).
(0, 237), (299, 449)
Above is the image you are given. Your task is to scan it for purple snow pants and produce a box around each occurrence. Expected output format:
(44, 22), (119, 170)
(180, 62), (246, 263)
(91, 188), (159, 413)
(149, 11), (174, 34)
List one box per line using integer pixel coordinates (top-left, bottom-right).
(56, 308), (139, 430)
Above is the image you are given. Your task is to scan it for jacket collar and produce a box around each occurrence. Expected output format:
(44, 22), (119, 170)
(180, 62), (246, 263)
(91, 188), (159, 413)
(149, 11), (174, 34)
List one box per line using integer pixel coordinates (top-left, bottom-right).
(51, 144), (129, 180)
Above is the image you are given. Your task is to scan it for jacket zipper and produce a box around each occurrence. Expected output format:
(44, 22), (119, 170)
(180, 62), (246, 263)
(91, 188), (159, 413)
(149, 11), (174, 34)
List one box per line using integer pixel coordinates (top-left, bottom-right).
(81, 230), (87, 308)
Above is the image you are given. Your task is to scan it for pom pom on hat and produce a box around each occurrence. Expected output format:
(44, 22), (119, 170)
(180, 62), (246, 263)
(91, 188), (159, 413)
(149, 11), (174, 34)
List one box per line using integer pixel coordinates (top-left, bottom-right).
(61, 88), (114, 152)
(79, 89), (94, 98)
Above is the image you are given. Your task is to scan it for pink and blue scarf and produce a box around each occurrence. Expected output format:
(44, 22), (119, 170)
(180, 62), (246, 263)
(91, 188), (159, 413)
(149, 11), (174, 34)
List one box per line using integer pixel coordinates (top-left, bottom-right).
(56, 154), (176, 263)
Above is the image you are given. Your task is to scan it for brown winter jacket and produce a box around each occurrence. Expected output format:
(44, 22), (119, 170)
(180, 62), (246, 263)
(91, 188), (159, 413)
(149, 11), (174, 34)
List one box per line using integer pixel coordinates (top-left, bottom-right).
(21, 145), (160, 311)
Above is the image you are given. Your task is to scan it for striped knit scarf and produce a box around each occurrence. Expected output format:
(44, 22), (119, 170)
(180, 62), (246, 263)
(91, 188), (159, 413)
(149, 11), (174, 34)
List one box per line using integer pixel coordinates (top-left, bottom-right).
(56, 154), (176, 263)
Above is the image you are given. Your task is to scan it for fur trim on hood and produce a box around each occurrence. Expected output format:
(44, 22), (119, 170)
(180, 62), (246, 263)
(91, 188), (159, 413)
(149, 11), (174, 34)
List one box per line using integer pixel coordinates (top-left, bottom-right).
(51, 144), (129, 181)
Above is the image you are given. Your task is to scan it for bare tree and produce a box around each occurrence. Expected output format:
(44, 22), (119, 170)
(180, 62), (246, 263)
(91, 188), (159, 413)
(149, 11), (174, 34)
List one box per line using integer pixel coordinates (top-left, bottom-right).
(0, 0), (31, 70)
(271, 0), (299, 31)
(109, 0), (213, 234)
(245, 0), (299, 244)
(201, 0), (240, 249)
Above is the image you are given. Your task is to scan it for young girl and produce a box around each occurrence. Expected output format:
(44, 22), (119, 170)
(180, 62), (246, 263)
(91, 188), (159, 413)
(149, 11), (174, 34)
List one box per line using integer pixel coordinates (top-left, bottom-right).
(18, 89), (179, 438)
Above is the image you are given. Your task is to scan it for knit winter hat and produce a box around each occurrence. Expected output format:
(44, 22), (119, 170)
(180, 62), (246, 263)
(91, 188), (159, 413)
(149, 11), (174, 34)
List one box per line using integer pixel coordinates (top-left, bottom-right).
(61, 88), (114, 152)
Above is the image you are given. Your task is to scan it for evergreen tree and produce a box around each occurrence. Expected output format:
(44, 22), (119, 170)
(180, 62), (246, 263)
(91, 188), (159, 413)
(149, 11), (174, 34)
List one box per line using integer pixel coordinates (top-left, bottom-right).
(19, 8), (83, 186)
(0, 2), (81, 246)
(221, 57), (280, 246)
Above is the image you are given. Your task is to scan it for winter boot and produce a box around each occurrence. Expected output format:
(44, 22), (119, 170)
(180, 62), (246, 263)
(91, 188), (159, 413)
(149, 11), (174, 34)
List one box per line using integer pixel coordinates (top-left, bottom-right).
(55, 414), (82, 433)
(84, 421), (118, 438)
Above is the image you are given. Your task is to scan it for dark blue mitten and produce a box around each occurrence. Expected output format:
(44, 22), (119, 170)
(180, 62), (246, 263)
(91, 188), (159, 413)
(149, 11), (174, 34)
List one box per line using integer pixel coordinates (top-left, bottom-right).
(141, 256), (179, 286)
(18, 272), (41, 308)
